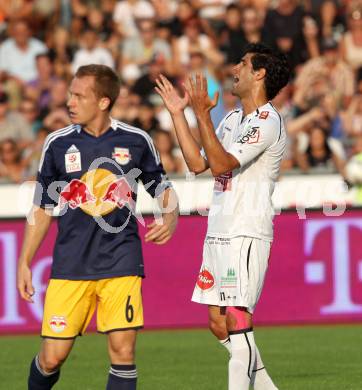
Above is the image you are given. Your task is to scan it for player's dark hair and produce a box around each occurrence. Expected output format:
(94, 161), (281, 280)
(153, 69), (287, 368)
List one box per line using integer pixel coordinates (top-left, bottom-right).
(241, 43), (291, 100)
(75, 64), (120, 110)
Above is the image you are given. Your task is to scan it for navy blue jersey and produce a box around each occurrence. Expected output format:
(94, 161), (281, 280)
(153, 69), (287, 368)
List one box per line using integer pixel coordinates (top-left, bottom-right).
(34, 118), (171, 280)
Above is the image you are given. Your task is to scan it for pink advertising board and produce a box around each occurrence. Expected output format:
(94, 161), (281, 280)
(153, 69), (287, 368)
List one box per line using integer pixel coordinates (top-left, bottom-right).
(1, 211), (362, 334)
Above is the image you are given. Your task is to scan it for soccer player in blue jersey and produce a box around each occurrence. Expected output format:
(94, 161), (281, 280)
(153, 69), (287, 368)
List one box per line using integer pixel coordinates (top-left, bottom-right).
(17, 64), (178, 390)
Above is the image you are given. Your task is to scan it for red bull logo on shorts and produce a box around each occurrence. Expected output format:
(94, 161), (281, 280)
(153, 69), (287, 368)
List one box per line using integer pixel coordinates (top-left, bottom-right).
(49, 315), (67, 333)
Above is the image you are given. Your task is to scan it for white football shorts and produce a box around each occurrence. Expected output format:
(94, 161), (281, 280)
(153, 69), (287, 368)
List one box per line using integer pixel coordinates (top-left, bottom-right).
(191, 235), (271, 313)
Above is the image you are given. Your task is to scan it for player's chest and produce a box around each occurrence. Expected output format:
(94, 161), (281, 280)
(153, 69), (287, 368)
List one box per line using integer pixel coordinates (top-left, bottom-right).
(221, 114), (256, 147)
(54, 138), (143, 181)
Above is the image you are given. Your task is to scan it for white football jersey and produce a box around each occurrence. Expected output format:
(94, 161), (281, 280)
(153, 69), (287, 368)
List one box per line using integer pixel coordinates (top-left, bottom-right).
(202, 102), (286, 241)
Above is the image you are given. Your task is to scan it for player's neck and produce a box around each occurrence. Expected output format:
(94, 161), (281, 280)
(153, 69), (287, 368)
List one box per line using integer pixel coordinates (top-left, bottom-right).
(240, 96), (268, 116)
(83, 115), (111, 138)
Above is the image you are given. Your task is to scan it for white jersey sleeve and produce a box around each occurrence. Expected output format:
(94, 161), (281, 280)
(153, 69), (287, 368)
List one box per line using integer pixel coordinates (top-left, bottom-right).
(227, 113), (281, 168)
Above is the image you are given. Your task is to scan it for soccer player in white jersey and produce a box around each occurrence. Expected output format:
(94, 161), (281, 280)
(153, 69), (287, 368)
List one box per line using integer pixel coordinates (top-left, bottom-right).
(155, 43), (290, 390)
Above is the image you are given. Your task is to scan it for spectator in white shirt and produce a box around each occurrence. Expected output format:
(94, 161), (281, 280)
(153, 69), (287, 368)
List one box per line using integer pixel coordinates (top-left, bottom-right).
(71, 29), (115, 74)
(113, 0), (155, 38)
(0, 20), (47, 84)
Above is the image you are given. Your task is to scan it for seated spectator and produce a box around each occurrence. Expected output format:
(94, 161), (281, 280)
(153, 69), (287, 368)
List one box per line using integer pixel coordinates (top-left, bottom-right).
(339, 4), (362, 71)
(19, 98), (43, 134)
(263, 0), (307, 69)
(172, 16), (224, 75)
(190, 0), (235, 33)
(219, 5), (247, 65)
(152, 129), (185, 174)
(121, 19), (173, 78)
(295, 126), (345, 174)
(0, 92), (33, 144)
(111, 85), (141, 124)
(240, 6), (264, 45)
(113, 0), (155, 38)
(185, 49), (222, 127)
(294, 37), (355, 110)
(0, 138), (35, 183)
(0, 0), (33, 23)
(25, 53), (59, 111)
(341, 94), (362, 137)
(47, 26), (74, 80)
(304, 0), (339, 39)
(86, 7), (113, 44)
(165, 0), (197, 37)
(132, 100), (161, 134)
(43, 108), (70, 132)
(0, 19), (47, 84)
(72, 29), (115, 74)
(211, 78), (240, 128)
(132, 56), (174, 103)
(149, 0), (178, 27)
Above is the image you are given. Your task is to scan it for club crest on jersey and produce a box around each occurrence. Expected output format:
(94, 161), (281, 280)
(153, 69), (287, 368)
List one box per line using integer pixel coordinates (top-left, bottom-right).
(49, 315), (67, 333)
(259, 111), (269, 120)
(65, 145), (81, 173)
(238, 127), (260, 144)
(196, 268), (215, 291)
(112, 147), (131, 165)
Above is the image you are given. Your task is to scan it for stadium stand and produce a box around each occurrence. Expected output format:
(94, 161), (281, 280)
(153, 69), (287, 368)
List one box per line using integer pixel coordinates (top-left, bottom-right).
(0, 0), (361, 205)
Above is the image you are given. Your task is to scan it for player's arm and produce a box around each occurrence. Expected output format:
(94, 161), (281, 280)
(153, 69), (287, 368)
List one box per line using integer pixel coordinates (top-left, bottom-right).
(18, 134), (58, 302)
(17, 206), (52, 303)
(138, 133), (179, 245)
(155, 75), (208, 174)
(145, 187), (179, 245)
(185, 73), (240, 177)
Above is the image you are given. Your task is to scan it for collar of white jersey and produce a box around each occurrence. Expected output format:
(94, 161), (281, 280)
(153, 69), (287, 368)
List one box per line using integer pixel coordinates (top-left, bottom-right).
(243, 101), (272, 119)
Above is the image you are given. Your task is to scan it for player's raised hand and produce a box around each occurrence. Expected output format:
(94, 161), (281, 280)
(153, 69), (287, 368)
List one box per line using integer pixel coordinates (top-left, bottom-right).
(184, 72), (219, 114)
(17, 263), (35, 303)
(155, 74), (189, 114)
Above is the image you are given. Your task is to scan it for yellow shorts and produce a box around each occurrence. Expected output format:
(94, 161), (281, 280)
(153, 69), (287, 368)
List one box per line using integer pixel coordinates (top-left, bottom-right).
(41, 276), (143, 339)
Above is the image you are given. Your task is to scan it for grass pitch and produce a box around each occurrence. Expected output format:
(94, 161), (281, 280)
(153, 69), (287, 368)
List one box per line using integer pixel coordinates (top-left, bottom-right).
(1, 325), (362, 389)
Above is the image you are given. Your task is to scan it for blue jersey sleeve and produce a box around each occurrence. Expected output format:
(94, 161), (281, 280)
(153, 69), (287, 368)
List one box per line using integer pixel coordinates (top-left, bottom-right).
(34, 139), (58, 208)
(138, 136), (172, 198)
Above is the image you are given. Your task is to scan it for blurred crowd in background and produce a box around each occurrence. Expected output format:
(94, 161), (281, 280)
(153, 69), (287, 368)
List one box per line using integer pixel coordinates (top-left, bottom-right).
(0, 0), (361, 185)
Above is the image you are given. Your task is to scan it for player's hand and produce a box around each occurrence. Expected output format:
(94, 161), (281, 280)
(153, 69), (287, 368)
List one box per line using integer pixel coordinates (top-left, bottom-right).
(155, 74), (189, 114)
(17, 263), (35, 303)
(145, 214), (177, 245)
(184, 72), (219, 114)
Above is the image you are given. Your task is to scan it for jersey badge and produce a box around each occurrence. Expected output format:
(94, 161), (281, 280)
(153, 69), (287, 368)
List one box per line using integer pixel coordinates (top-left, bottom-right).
(259, 111), (269, 120)
(65, 145), (82, 173)
(112, 147), (131, 165)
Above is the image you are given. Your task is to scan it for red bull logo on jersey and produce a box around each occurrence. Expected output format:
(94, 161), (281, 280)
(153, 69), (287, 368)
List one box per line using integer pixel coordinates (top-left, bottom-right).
(59, 179), (96, 210)
(58, 168), (136, 217)
(197, 268), (215, 291)
(49, 315), (67, 333)
(102, 177), (136, 210)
